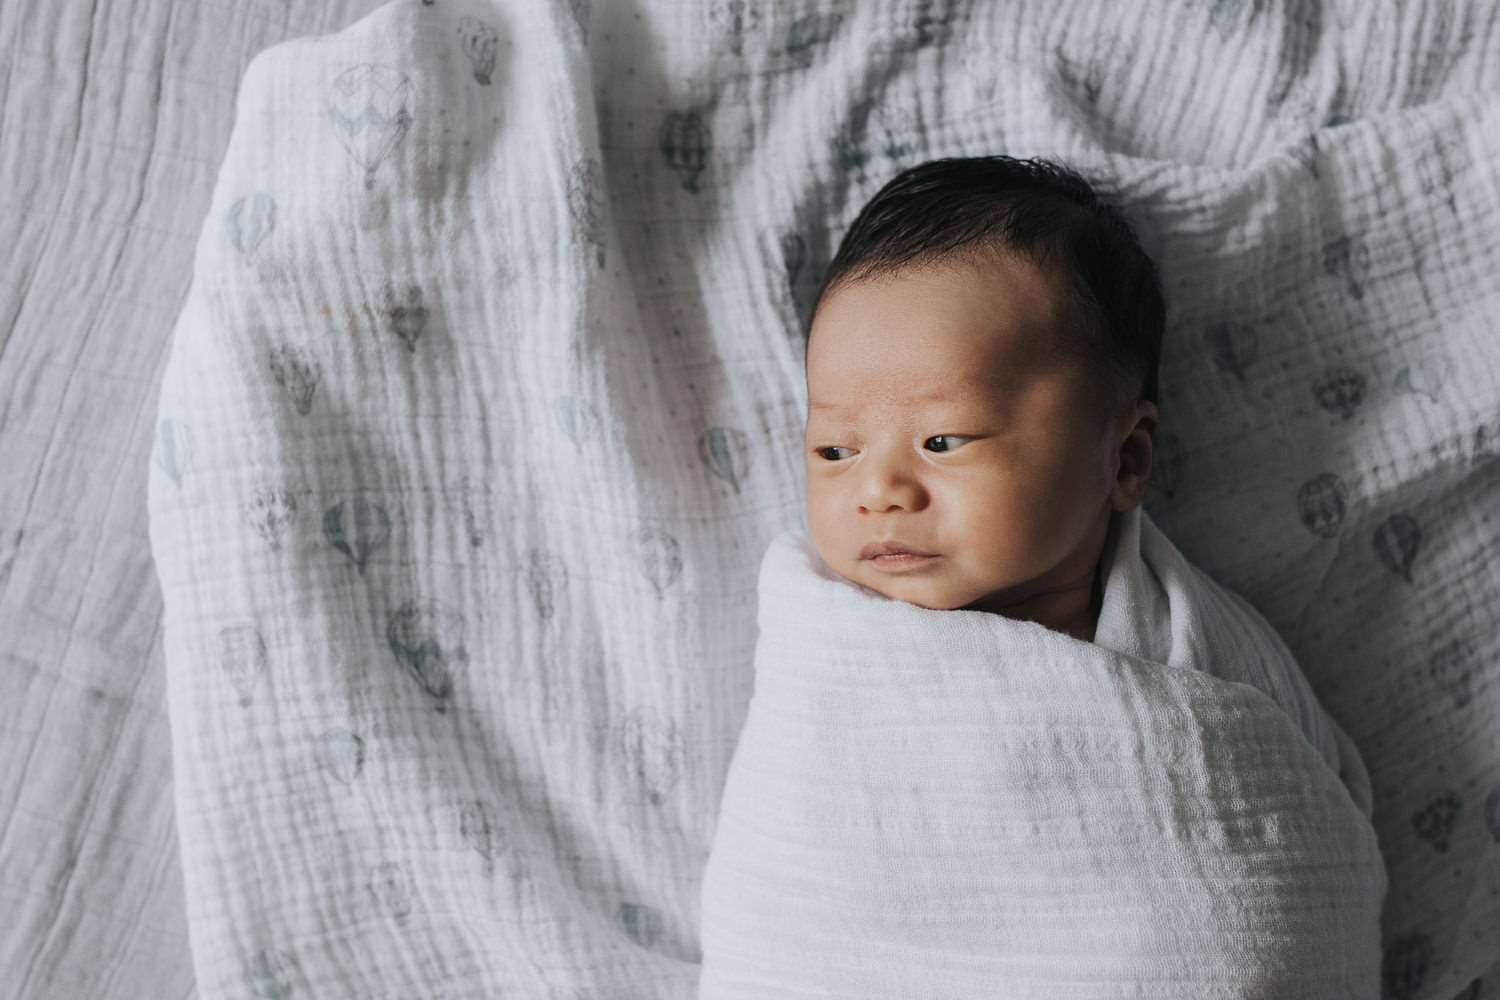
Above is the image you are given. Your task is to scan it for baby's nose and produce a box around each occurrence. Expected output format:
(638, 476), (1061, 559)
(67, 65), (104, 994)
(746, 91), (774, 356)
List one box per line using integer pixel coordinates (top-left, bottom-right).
(857, 460), (928, 513)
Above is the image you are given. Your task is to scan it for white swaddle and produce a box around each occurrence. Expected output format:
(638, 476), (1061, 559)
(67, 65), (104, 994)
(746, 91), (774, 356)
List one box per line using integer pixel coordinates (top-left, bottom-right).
(698, 505), (1387, 998)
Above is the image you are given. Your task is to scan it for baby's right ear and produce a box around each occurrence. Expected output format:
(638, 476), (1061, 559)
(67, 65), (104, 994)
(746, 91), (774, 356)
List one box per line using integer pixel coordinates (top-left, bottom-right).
(1111, 401), (1160, 511)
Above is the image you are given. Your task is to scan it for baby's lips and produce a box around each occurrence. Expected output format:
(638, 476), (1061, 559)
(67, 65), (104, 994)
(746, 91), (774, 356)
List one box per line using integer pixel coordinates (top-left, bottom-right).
(859, 541), (936, 560)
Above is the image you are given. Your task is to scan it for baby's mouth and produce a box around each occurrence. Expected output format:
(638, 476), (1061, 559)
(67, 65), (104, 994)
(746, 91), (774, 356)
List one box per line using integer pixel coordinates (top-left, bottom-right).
(859, 542), (939, 571)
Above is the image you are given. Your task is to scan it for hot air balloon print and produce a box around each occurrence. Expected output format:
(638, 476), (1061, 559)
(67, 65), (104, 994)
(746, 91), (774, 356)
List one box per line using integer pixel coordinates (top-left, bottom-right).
(268, 343), (321, 416)
(620, 709), (684, 805)
(1373, 513), (1420, 582)
(783, 11), (842, 68)
(1429, 639), (1475, 709)
(218, 624), (268, 707)
(460, 800), (500, 859)
(230, 193), (276, 256)
(659, 111), (710, 193)
(386, 598), (468, 709)
(1411, 790), (1461, 852)
(458, 17), (498, 85)
(1321, 235), (1371, 300)
(632, 527), (682, 597)
(154, 419), (194, 485)
(698, 426), (749, 493)
(323, 496), (392, 576)
(526, 549), (567, 620)
(368, 861), (413, 920)
(758, 227), (805, 289)
(246, 947), (299, 1000)
(1146, 430), (1183, 501)
(1312, 366), (1365, 420)
(382, 282), (429, 351)
(1203, 322), (1258, 383)
(568, 0), (590, 42)
(619, 903), (664, 948)
(553, 396), (601, 445)
(244, 487), (297, 550)
(1394, 353), (1453, 404)
(1296, 473), (1347, 538)
(327, 64), (415, 190)
(1381, 933), (1433, 1000)
(314, 729), (364, 784)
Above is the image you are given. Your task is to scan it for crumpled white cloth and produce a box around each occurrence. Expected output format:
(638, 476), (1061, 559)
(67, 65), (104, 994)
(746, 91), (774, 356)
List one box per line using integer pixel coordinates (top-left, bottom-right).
(699, 505), (1387, 998)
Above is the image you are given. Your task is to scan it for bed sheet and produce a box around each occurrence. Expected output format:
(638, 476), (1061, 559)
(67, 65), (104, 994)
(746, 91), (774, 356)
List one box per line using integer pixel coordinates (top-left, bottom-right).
(146, 1), (1500, 997)
(0, 2), (383, 997)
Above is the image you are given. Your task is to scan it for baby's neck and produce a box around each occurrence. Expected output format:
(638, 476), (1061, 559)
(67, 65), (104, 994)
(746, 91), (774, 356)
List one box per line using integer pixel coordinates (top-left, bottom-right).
(970, 560), (1102, 641)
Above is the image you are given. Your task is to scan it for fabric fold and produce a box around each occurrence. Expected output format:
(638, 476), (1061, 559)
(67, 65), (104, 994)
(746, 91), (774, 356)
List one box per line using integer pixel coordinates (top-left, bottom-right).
(699, 506), (1386, 998)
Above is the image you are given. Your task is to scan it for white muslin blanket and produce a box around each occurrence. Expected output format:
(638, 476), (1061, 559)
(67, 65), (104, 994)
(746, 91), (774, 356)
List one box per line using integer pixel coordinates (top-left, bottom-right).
(699, 505), (1387, 998)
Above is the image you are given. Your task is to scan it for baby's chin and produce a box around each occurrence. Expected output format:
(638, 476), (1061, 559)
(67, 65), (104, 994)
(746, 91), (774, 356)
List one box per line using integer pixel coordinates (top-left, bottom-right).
(835, 562), (974, 611)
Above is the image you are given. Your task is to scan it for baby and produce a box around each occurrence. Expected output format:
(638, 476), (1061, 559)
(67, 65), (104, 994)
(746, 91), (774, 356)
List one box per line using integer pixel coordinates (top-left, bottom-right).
(698, 157), (1385, 996)
(802, 154), (1162, 643)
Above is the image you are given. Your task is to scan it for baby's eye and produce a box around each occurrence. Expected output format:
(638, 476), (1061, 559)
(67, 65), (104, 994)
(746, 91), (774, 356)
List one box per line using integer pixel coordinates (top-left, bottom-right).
(924, 435), (974, 453)
(815, 446), (855, 461)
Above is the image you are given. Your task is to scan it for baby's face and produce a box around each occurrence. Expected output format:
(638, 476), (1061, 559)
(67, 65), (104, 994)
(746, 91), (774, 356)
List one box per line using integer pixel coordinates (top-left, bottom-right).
(804, 257), (1130, 618)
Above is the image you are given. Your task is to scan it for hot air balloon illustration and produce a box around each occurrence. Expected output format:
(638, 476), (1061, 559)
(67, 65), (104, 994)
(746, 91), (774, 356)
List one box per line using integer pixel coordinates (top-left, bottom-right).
(835, 98), (876, 175)
(327, 64), (415, 190)
(155, 419), (194, 485)
(698, 426), (749, 493)
(526, 549), (567, 620)
(246, 947), (299, 1000)
(1312, 366), (1365, 420)
(1373, 513), (1420, 582)
(758, 227), (805, 290)
(619, 903), (664, 948)
(382, 282), (429, 351)
(783, 11), (842, 68)
(568, 0), (590, 42)
(218, 624), (268, 707)
(659, 110), (710, 193)
(553, 396), (601, 445)
(323, 496), (392, 576)
(1411, 790), (1461, 852)
(1394, 353), (1453, 404)
(1296, 473), (1347, 538)
(1381, 933), (1433, 1000)
(230, 193), (276, 256)
(386, 598), (468, 709)
(631, 527), (682, 597)
(457, 16), (498, 85)
(268, 343), (321, 416)
(620, 709), (684, 805)
(1146, 430), (1183, 501)
(243, 487), (297, 550)
(1290, 134), (1319, 178)
(568, 158), (606, 268)
(314, 729), (364, 784)
(368, 861), (413, 920)
(460, 799), (500, 859)
(1203, 322), (1258, 383)
(1321, 235), (1371, 300)
(1429, 639), (1475, 709)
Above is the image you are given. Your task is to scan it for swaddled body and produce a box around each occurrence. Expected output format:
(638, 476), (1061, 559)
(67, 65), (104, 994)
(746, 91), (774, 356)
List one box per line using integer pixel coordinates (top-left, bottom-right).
(698, 157), (1386, 996)
(698, 509), (1385, 998)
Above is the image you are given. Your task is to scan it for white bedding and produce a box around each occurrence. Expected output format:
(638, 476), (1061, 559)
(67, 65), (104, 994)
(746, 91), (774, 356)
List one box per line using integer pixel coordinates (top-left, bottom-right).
(4, 0), (1499, 997)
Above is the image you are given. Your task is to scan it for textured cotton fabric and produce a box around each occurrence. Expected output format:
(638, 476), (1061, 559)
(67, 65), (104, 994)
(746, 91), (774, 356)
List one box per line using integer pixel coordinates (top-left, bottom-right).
(143, 0), (1500, 997)
(699, 508), (1386, 997)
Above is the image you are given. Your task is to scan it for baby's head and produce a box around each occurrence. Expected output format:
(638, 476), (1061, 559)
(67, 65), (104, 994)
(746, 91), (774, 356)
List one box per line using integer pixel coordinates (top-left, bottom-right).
(803, 155), (1163, 638)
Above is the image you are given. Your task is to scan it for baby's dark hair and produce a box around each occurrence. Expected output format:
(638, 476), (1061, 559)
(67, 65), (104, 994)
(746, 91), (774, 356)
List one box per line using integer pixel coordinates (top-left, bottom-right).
(813, 155), (1164, 411)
